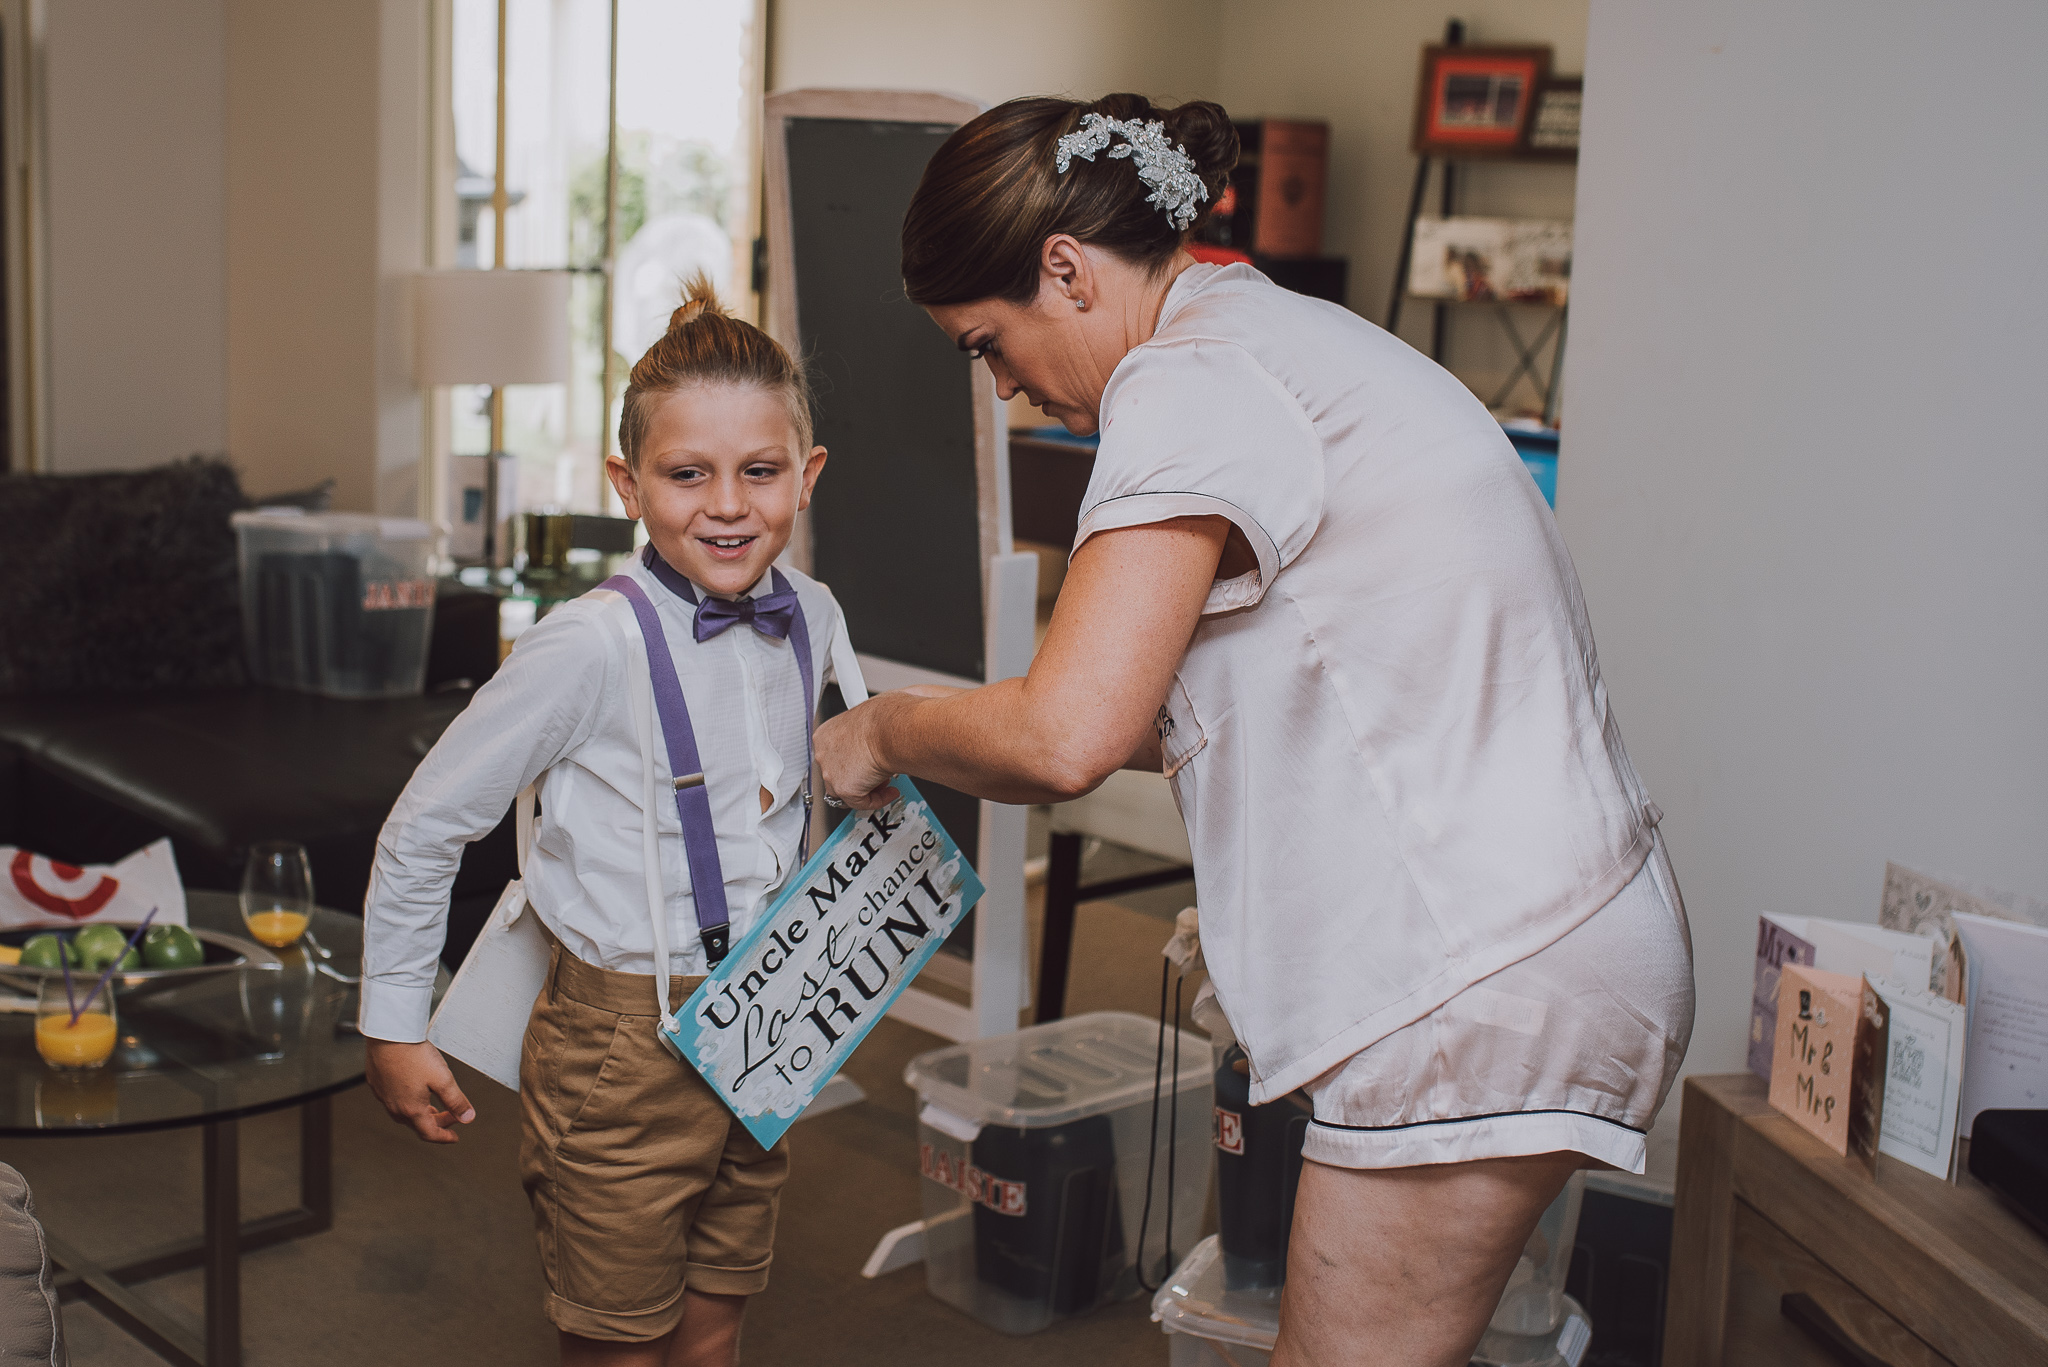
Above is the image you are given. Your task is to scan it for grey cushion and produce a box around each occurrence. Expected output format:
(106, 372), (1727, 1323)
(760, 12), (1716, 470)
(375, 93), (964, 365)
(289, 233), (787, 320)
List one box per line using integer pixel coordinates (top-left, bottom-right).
(0, 1164), (63, 1365)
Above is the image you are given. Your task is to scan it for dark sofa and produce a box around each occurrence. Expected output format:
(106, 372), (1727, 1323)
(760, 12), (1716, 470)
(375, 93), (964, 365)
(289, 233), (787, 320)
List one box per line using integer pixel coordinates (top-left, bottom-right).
(0, 459), (515, 966)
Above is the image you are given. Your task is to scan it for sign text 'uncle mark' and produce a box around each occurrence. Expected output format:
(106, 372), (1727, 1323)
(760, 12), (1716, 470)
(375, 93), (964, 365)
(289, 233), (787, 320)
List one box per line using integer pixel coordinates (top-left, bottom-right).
(662, 779), (984, 1148)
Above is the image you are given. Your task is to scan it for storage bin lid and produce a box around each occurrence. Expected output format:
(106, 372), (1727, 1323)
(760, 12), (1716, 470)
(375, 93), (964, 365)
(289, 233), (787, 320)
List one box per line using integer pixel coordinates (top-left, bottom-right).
(904, 1010), (1212, 1130)
(232, 509), (432, 540)
(1150, 1236), (1278, 1352)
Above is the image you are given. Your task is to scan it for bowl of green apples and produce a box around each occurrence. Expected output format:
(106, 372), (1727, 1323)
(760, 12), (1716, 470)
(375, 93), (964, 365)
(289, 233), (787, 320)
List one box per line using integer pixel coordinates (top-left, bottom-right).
(0, 921), (278, 999)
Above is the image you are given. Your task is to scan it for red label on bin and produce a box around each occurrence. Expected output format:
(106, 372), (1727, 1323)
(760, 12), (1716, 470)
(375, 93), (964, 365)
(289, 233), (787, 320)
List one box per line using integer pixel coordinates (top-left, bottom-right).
(1214, 1106), (1244, 1156)
(919, 1143), (1027, 1217)
(363, 579), (433, 611)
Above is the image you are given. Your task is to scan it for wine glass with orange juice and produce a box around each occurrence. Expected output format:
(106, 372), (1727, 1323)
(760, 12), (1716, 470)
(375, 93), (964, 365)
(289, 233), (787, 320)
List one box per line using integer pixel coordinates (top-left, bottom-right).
(241, 841), (314, 949)
(37, 977), (117, 1070)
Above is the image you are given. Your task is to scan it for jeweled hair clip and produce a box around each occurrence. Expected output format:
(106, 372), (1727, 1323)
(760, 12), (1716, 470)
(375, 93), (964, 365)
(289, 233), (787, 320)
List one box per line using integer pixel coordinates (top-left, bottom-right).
(1054, 113), (1208, 231)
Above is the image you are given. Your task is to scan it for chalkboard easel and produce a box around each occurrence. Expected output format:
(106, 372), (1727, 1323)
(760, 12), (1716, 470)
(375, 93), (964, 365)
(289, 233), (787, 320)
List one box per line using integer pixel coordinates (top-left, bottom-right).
(764, 88), (1038, 1045)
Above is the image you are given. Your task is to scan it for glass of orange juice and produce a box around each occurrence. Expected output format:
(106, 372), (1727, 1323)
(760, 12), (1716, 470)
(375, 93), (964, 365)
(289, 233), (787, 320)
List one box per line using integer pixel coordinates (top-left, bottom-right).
(241, 840), (313, 949)
(37, 977), (118, 1071)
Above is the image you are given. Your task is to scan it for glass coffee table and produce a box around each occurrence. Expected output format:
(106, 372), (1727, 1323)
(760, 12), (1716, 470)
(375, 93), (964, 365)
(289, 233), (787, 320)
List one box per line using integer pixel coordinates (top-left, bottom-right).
(0, 892), (443, 1367)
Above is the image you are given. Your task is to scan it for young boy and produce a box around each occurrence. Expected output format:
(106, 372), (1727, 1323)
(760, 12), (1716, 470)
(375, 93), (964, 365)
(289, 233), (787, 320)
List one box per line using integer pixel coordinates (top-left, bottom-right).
(362, 279), (840, 1367)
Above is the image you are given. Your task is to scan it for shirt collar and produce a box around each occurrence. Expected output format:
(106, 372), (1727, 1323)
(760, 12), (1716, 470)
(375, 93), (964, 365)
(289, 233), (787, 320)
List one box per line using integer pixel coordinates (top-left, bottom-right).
(640, 545), (772, 604)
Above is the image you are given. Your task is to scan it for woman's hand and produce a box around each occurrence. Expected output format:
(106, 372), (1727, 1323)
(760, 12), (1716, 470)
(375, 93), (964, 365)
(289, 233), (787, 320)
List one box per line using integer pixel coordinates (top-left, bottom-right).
(817, 694), (907, 810)
(815, 517), (1226, 807)
(817, 686), (964, 808)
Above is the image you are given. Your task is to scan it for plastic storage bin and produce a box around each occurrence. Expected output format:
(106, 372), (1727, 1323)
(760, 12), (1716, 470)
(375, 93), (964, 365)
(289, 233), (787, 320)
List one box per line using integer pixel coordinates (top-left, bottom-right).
(1154, 1235), (1593, 1367)
(905, 1010), (1214, 1335)
(1211, 1040), (1311, 1291)
(232, 511), (436, 698)
(1479, 1172), (1588, 1362)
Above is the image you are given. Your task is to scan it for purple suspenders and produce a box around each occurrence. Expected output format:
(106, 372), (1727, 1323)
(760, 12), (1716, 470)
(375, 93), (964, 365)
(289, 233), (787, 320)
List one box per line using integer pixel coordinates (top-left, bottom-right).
(598, 555), (816, 965)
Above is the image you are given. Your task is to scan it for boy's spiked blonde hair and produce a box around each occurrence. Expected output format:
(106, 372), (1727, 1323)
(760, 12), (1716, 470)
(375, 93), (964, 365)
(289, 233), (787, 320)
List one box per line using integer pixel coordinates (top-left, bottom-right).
(617, 273), (813, 464)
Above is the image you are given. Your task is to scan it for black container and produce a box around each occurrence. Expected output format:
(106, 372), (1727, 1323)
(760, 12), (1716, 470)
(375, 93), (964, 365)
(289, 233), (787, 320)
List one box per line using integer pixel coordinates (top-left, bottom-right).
(1212, 1043), (1313, 1290)
(970, 1115), (1128, 1314)
(1969, 1109), (2048, 1235)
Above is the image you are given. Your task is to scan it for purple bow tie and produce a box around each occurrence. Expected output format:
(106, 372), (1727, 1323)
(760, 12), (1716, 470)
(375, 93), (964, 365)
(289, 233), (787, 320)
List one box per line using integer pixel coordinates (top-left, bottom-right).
(693, 586), (800, 643)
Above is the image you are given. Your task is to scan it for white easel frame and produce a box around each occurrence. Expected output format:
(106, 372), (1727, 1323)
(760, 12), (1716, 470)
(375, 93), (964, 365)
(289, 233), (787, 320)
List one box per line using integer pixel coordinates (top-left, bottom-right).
(763, 87), (1036, 1044)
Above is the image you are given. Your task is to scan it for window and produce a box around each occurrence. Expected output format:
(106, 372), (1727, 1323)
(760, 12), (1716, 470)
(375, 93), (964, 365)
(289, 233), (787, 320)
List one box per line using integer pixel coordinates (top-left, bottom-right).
(442, 0), (765, 519)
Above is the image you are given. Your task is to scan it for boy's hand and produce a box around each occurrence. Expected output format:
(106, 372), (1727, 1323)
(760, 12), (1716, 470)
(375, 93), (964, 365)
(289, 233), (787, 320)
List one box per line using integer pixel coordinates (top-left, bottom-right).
(365, 1039), (477, 1143)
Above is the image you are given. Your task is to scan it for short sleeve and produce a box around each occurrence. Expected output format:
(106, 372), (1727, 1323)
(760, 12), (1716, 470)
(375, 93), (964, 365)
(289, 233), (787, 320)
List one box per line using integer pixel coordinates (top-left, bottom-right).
(1076, 338), (1325, 612)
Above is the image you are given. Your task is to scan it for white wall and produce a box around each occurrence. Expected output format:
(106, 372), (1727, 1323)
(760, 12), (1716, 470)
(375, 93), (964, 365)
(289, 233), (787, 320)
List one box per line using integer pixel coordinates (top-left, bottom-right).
(36, 0), (428, 510)
(226, 0), (429, 514)
(44, 0), (227, 471)
(1562, 0), (2048, 1161)
(1215, 0), (1586, 404)
(770, 0), (1222, 113)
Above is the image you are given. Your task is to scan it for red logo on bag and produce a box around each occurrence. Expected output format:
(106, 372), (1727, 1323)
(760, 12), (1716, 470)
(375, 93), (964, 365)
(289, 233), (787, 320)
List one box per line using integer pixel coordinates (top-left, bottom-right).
(919, 1144), (1027, 1217)
(1215, 1106), (1244, 1156)
(10, 852), (119, 920)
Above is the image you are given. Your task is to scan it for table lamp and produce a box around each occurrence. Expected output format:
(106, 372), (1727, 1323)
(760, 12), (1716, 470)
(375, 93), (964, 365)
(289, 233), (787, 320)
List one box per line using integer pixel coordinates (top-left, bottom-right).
(413, 268), (571, 565)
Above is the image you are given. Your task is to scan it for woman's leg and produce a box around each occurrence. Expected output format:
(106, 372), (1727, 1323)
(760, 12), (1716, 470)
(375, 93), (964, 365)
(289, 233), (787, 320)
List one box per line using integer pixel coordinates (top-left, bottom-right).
(555, 1293), (746, 1367)
(1271, 1151), (1581, 1367)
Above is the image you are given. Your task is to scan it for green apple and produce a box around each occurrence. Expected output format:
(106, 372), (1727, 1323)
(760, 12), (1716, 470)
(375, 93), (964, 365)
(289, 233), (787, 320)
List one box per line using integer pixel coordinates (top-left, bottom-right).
(72, 923), (131, 972)
(142, 924), (204, 970)
(19, 933), (75, 969)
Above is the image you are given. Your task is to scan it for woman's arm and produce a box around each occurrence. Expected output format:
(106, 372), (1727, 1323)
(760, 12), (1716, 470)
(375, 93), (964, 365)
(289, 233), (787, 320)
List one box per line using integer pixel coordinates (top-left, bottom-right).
(815, 515), (1227, 807)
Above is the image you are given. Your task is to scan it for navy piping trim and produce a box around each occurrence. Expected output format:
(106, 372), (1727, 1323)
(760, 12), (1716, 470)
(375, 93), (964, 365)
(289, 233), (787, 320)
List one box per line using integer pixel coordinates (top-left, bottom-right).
(1308, 1108), (1646, 1136)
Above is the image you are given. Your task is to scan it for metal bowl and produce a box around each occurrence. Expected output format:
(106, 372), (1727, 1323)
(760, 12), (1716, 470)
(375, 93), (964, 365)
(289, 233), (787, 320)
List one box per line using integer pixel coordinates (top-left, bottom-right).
(0, 926), (281, 1000)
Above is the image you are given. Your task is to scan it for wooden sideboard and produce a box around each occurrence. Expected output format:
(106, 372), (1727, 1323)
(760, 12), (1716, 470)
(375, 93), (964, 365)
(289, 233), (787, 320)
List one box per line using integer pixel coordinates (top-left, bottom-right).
(1666, 1073), (2048, 1367)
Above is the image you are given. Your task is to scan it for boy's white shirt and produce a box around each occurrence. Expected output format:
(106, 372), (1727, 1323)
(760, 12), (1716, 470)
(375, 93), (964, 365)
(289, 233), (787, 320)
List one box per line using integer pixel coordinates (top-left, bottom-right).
(358, 555), (848, 1043)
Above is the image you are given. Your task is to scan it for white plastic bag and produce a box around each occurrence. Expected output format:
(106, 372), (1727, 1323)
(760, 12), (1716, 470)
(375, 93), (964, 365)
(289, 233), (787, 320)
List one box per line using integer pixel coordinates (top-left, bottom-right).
(425, 785), (546, 1091)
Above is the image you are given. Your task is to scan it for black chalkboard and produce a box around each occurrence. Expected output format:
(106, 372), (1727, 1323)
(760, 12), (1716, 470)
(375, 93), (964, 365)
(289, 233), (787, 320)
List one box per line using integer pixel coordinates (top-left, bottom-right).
(779, 111), (992, 920)
(784, 117), (985, 682)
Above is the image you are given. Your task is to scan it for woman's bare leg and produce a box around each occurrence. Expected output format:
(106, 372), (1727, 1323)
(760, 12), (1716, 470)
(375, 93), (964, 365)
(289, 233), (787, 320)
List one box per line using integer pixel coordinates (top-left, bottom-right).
(556, 1291), (747, 1367)
(1271, 1152), (1581, 1367)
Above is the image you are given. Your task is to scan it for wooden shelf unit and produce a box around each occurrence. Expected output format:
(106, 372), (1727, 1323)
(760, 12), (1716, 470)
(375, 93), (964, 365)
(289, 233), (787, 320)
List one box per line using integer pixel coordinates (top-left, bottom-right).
(1666, 1073), (2048, 1367)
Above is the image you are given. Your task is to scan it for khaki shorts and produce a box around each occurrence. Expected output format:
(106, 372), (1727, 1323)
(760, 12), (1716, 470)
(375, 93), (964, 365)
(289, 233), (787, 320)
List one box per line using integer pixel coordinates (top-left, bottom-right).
(519, 938), (791, 1341)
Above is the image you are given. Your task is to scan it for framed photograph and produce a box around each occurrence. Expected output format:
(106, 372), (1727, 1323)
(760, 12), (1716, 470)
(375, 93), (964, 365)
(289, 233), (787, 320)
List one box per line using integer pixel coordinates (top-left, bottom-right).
(1523, 76), (1583, 161)
(1411, 45), (1552, 157)
(1406, 217), (1572, 307)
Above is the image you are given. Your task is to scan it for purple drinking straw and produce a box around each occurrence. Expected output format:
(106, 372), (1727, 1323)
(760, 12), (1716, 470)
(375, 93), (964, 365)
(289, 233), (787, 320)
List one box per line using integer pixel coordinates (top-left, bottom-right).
(60, 944), (77, 1021)
(69, 907), (157, 1026)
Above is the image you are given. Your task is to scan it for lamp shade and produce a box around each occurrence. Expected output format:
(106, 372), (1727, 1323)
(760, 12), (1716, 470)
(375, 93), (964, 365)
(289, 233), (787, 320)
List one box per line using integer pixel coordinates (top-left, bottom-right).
(413, 269), (571, 386)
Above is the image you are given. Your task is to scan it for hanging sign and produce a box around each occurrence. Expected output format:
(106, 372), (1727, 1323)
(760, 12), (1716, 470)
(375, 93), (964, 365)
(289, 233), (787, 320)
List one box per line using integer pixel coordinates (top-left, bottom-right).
(661, 779), (983, 1148)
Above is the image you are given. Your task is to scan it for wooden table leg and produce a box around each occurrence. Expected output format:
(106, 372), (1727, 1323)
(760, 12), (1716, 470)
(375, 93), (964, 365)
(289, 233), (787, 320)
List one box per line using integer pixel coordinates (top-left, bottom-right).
(46, 1093), (342, 1367)
(202, 1119), (241, 1367)
(301, 1093), (334, 1230)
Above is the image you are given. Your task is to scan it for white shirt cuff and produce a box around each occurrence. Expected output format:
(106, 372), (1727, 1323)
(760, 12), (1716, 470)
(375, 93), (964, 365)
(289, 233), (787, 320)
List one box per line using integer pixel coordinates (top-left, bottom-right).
(357, 978), (436, 1043)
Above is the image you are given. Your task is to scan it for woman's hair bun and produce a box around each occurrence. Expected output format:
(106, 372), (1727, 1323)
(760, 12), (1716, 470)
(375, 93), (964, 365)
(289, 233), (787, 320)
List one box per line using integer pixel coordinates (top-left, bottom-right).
(902, 92), (1243, 307)
(1161, 100), (1240, 201)
(667, 271), (727, 332)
